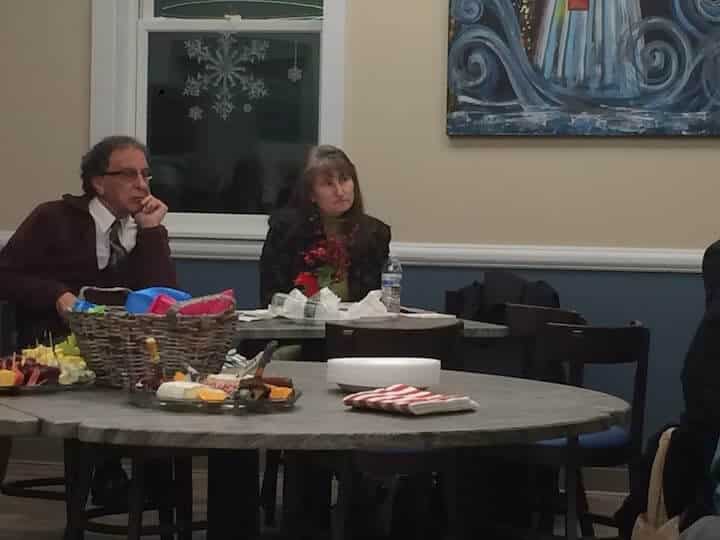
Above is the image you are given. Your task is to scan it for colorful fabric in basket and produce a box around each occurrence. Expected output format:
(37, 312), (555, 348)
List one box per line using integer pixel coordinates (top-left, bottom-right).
(126, 287), (192, 314)
(147, 289), (235, 315)
(174, 289), (235, 316)
(343, 384), (479, 416)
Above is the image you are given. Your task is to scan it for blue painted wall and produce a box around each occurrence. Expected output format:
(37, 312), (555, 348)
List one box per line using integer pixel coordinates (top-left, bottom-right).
(176, 260), (704, 442)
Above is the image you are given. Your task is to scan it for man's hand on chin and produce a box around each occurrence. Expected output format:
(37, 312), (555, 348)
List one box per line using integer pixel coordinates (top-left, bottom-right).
(134, 195), (168, 229)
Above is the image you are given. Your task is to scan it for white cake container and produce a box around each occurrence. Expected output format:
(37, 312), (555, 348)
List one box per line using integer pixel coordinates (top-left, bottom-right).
(327, 357), (441, 393)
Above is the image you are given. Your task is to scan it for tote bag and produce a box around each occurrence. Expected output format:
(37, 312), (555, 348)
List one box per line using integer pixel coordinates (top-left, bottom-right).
(631, 428), (680, 540)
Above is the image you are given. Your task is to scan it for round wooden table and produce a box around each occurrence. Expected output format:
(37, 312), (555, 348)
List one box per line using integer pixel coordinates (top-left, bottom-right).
(0, 362), (628, 540)
(0, 361), (628, 450)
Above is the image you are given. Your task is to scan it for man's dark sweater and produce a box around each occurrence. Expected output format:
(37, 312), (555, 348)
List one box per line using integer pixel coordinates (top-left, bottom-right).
(0, 194), (177, 342)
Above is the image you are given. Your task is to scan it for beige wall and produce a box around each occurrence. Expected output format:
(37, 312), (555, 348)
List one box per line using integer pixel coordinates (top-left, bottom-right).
(0, 1), (90, 228)
(1, 0), (718, 249)
(346, 0), (720, 249)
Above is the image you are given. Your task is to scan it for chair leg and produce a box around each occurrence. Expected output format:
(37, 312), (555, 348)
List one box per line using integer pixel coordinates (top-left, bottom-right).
(411, 473), (435, 540)
(332, 458), (355, 540)
(174, 456), (194, 540)
(577, 473), (595, 538)
(261, 449), (281, 526)
(441, 457), (463, 540)
(565, 435), (579, 540)
(532, 464), (560, 535)
(378, 476), (399, 537)
(127, 458), (146, 540)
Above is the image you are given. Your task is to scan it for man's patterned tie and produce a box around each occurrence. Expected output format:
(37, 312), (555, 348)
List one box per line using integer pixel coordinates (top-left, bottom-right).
(108, 219), (128, 268)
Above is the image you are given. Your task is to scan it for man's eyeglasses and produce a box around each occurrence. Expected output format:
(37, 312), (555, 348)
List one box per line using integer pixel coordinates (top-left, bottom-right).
(104, 168), (152, 183)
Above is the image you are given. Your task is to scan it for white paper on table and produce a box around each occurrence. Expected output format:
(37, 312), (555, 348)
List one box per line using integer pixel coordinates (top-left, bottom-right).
(237, 309), (277, 322)
(401, 312), (457, 319)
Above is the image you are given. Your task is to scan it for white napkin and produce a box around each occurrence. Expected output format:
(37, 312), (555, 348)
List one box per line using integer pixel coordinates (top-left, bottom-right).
(343, 384), (478, 416)
(345, 290), (390, 319)
(311, 287), (342, 310)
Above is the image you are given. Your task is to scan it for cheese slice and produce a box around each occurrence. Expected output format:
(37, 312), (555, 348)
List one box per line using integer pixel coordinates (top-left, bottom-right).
(197, 387), (228, 402)
(156, 381), (208, 400)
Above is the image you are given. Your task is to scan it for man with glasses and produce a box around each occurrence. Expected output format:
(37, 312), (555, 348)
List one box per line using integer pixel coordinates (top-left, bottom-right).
(0, 134), (176, 345)
(0, 135), (177, 506)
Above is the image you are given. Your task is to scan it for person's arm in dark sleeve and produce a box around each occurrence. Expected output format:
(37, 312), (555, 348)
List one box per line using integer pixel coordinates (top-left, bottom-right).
(125, 225), (177, 289)
(0, 204), (73, 311)
(259, 222), (295, 307)
(367, 221), (391, 291)
(349, 219), (391, 300)
(701, 241), (720, 309)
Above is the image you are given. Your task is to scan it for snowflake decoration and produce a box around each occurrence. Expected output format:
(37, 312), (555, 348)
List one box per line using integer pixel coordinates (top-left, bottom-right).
(239, 40), (270, 64)
(183, 33), (270, 120)
(188, 106), (204, 121)
(244, 76), (268, 99)
(182, 74), (207, 97)
(184, 39), (209, 61)
(288, 65), (303, 83)
(212, 87), (235, 120)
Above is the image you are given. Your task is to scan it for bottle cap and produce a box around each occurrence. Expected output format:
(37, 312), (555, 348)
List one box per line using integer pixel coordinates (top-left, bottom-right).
(145, 337), (160, 363)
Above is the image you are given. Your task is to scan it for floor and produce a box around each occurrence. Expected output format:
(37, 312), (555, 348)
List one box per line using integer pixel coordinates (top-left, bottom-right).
(0, 460), (624, 539)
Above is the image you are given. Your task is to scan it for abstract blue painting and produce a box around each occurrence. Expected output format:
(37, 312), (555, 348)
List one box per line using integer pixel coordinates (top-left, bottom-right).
(447, 0), (720, 135)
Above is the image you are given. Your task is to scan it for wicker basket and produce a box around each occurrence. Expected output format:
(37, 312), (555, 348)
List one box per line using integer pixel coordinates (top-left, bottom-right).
(67, 288), (237, 388)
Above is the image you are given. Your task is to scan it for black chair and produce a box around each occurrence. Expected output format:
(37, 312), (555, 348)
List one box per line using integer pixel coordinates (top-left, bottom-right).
(512, 321), (650, 539)
(445, 270), (561, 325)
(320, 318), (464, 540)
(0, 300), (68, 503)
(63, 443), (201, 540)
(504, 303), (588, 380)
(326, 317), (463, 370)
(260, 317), (464, 530)
(452, 303), (588, 535)
(445, 270), (562, 375)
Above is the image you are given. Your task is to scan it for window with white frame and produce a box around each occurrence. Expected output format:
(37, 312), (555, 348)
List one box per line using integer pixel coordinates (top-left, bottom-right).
(91, 0), (345, 242)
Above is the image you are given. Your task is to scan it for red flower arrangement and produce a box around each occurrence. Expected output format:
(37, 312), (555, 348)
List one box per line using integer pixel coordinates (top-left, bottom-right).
(293, 235), (351, 297)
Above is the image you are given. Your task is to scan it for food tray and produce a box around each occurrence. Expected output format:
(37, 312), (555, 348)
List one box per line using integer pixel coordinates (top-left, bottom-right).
(128, 391), (246, 415)
(0, 381), (95, 396)
(128, 389), (302, 414)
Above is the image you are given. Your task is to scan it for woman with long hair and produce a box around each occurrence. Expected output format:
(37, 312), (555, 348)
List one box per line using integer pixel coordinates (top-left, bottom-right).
(259, 145), (390, 305)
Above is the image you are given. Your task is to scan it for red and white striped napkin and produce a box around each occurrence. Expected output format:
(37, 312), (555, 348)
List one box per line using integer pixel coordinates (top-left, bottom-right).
(343, 384), (479, 416)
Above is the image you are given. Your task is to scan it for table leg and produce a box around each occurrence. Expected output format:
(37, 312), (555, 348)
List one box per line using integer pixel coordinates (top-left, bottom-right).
(565, 434), (579, 540)
(174, 456), (194, 540)
(280, 450), (303, 537)
(0, 436), (11, 484)
(208, 449), (259, 540)
(64, 439), (93, 540)
(151, 457), (175, 540)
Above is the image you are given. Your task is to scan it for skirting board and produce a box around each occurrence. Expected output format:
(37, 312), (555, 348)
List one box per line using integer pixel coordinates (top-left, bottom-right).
(0, 230), (703, 273)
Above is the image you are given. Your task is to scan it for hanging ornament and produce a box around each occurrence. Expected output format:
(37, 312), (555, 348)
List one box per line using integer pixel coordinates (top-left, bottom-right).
(188, 106), (204, 121)
(288, 41), (303, 83)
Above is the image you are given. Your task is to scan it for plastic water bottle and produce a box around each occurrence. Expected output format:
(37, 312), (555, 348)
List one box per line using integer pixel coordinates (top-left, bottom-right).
(381, 255), (402, 313)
